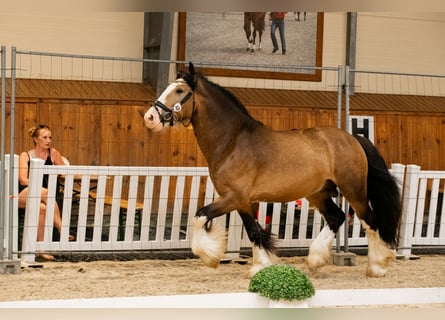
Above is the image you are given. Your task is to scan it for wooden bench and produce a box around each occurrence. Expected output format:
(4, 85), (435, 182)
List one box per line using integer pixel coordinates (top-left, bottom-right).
(89, 192), (144, 240)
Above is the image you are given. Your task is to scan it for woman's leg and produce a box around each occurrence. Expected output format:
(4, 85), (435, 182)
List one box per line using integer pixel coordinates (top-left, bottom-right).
(18, 188), (28, 209)
(40, 188), (62, 234)
(19, 188), (59, 260)
(37, 202), (47, 242)
(37, 190), (58, 260)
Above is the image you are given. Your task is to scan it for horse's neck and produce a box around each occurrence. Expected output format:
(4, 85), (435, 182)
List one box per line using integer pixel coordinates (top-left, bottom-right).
(192, 89), (251, 167)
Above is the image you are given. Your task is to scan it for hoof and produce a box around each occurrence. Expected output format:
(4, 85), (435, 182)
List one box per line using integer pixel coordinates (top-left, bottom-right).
(306, 225), (335, 272)
(305, 254), (329, 272)
(191, 216), (226, 268)
(306, 245), (331, 272)
(245, 264), (267, 279)
(366, 264), (387, 277)
(246, 257), (277, 279)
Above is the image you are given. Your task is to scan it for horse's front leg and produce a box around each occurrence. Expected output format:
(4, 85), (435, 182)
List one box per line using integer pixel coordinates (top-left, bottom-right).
(306, 194), (345, 272)
(191, 199), (234, 268)
(251, 30), (257, 52)
(257, 31), (263, 50)
(239, 209), (278, 278)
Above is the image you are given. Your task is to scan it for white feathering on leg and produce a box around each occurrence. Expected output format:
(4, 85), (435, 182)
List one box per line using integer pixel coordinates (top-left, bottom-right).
(307, 225), (335, 272)
(247, 245), (279, 278)
(361, 221), (395, 277)
(191, 216), (227, 268)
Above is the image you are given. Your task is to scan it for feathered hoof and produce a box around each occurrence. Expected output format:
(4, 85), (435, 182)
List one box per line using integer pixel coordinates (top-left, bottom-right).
(246, 264), (268, 279)
(306, 250), (330, 272)
(191, 216), (227, 268)
(366, 264), (387, 278)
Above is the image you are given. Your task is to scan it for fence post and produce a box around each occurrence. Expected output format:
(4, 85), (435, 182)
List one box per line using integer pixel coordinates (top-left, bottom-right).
(2, 155), (19, 260)
(345, 66), (351, 133)
(10, 155), (19, 260)
(390, 163), (406, 194)
(0, 156), (5, 260)
(397, 164), (420, 257)
(1, 155), (11, 260)
(226, 211), (242, 259)
(21, 158), (45, 263)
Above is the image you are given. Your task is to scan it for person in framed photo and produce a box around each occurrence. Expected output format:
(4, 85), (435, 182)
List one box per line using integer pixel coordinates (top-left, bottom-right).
(270, 12), (287, 54)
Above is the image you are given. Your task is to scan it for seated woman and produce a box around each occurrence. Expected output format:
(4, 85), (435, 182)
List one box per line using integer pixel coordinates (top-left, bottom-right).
(18, 124), (71, 261)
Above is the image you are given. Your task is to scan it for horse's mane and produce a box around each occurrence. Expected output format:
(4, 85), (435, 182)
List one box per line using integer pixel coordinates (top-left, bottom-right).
(181, 70), (263, 127)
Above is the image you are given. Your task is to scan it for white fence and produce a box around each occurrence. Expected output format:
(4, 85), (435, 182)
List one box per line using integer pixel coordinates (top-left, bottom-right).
(398, 165), (445, 255)
(1, 156), (445, 262)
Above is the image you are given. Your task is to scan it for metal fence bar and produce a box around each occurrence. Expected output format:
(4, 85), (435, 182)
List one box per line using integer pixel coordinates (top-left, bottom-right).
(15, 49), (339, 74)
(348, 67), (445, 96)
(0, 45), (5, 260)
(14, 48), (342, 93)
(7, 47), (17, 261)
(351, 69), (445, 79)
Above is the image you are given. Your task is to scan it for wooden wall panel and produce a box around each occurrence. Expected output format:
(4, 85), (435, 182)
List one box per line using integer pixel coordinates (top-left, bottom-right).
(5, 101), (445, 171)
(353, 111), (445, 170)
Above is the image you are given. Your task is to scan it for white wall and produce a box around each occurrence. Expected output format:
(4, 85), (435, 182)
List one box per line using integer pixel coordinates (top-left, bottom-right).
(351, 13), (445, 95)
(0, 12), (144, 81)
(356, 13), (445, 74)
(1, 12), (443, 87)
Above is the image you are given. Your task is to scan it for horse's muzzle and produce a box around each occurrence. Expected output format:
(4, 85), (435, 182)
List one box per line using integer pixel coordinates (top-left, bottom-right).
(144, 107), (163, 131)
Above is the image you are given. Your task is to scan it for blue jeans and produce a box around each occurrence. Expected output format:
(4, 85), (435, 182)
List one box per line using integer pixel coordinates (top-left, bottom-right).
(271, 19), (286, 52)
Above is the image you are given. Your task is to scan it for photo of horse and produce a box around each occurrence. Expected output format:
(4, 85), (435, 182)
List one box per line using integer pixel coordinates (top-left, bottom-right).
(178, 12), (323, 80)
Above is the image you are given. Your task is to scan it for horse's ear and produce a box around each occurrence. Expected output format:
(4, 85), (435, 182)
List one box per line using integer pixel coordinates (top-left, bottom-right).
(183, 62), (198, 90)
(188, 62), (195, 76)
(176, 70), (183, 79)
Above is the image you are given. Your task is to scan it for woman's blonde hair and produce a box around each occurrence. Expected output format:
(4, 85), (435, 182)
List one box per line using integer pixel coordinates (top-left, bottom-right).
(28, 124), (50, 144)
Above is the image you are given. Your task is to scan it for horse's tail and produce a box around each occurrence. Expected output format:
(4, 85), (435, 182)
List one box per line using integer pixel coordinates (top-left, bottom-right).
(354, 135), (402, 247)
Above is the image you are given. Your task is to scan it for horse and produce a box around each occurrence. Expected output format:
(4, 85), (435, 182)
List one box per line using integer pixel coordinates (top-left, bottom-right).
(294, 11), (307, 21)
(243, 12), (266, 53)
(144, 63), (402, 278)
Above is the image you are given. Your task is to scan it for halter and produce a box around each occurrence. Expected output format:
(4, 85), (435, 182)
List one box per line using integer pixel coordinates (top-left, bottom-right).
(153, 90), (193, 127)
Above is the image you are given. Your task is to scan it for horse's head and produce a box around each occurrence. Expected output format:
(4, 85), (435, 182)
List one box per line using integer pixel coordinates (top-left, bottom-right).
(144, 63), (197, 131)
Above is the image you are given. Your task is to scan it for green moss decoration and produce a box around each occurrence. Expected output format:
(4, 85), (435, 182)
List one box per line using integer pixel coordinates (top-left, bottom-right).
(248, 264), (315, 301)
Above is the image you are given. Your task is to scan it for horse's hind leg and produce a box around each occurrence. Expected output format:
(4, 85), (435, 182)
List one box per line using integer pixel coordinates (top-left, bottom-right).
(244, 30), (252, 51)
(257, 30), (263, 50)
(306, 184), (345, 272)
(239, 207), (278, 278)
(346, 197), (395, 277)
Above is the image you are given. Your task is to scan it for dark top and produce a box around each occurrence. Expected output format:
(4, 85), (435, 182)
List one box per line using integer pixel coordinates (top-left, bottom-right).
(18, 149), (54, 193)
(270, 12), (286, 20)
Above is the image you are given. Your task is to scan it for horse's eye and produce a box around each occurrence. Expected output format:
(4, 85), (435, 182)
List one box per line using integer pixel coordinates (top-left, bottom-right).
(176, 88), (184, 94)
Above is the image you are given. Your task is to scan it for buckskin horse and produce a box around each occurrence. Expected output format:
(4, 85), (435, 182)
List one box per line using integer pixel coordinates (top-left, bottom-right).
(144, 63), (401, 278)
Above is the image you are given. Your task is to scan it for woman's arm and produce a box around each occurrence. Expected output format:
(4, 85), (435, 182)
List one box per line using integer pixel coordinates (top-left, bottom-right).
(50, 148), (66, 166)
(18, 151), (30, 186)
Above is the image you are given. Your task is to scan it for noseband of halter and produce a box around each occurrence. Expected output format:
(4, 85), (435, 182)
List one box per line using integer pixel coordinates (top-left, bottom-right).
(153, 89), (193, 127)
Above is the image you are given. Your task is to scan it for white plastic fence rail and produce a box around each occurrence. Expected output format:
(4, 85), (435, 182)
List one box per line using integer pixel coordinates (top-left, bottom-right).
(398, 165), (445, 255)
(20, 159), (217, 262)
(1, 155), (19, 259)
(2, 156), (445, 262)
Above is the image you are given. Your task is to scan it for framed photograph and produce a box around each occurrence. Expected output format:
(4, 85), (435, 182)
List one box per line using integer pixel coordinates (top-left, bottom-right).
(177, 12), (324, 81)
